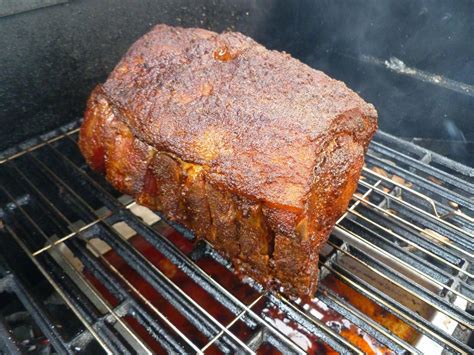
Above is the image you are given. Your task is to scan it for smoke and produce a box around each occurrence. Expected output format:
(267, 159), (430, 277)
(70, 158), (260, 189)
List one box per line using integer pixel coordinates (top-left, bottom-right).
(249, 0), (473, 164)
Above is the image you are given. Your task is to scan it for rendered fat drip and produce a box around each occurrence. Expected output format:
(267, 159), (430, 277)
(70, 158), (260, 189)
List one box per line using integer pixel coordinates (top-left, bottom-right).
(213, 46), (234, 62)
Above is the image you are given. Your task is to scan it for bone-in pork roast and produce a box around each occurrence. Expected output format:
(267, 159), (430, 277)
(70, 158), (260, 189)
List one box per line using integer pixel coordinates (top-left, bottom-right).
(79, 24), (378, 297)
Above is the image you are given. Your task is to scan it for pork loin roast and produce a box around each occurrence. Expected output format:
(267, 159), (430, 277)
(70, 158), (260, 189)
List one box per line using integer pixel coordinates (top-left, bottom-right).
(79, 24), (377, 297)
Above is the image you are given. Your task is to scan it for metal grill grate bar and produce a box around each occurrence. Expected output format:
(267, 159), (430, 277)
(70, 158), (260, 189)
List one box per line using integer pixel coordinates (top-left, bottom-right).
(12, 132), (311, 353)
(200, 294), (264, 352)
(319, 261), (472, 354)
(359, 173), (473, 239)
(365, 152), (472, 208)
(316, 286), (419, 353)
(0, 122), (471, 354)
(65, 234), (200, 353)
(57, 133), (357, 353)
(369, 140), (473, 194)
(327, 237), (473, 329)
(352, 194), (472, 265)
(15, 147), (256, 354)
(335, 222), (473, 303)
(2, 222), (114, 354)
(0, 272), (70, 354)
(346, 208), (472, 279)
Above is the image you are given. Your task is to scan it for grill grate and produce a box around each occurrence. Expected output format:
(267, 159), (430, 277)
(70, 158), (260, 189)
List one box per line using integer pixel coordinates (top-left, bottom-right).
(0, 121), (472, 354)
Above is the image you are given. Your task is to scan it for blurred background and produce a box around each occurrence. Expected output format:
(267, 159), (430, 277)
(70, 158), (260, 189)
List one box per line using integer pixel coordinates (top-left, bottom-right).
(1, 0), (473, 165)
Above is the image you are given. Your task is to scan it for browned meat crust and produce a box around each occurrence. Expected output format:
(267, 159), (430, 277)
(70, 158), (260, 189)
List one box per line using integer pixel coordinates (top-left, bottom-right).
(79, 24), (377, 297)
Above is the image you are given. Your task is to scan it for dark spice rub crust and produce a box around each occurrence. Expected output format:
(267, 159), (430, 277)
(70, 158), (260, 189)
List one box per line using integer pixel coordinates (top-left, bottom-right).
(79, 24), (377, 297)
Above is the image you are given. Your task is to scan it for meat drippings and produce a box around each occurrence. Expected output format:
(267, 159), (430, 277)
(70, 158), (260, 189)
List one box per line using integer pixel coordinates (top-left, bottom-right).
(213, 46), (235, 62)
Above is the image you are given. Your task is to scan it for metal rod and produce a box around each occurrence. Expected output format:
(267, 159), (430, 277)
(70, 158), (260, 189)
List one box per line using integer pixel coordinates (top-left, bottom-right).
(334, 223), (473, 303)
(46, 241), (154, 354)
(365, 152), (472, 208)
(17, 147), (255, 354)
(275, 295), (364, 355)
(4, 156), (136, 256)
(373, 131), (474, 187)
(85, 237), (205, 354)
(52, 134), (307, 354)
(2, 222), (114, 354)
(200, 294), (264, 352)
(369, 140), (474, 194)
(358, 177), (473, 240)
(0, 174), (151, 352)
(341, 175), (472, 279)
(30, 199), (134, 257)
(0, 128), (79, 165)
(1, 160), (201, 353)
(66, 237), (192, 353)
(326, 238), (473, 330)
(319, 261), (470, 354)
(352, 194), (473, 261)
(362, 167), (442, 216)
(105, 224), (256, 354)
(345, 208), (472, 280)
(317, 285), (419, 354)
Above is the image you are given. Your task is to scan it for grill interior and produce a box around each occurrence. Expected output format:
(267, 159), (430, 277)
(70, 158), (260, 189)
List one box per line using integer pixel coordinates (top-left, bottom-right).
(0, 121), (472, 354)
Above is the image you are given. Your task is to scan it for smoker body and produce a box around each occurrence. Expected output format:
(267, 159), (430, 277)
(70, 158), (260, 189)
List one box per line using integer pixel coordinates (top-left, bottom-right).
(0, 1), (473, 354)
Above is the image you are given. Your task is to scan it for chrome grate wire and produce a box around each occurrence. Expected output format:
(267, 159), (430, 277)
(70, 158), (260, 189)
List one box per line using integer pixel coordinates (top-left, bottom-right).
(0, 122), (472, 354)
